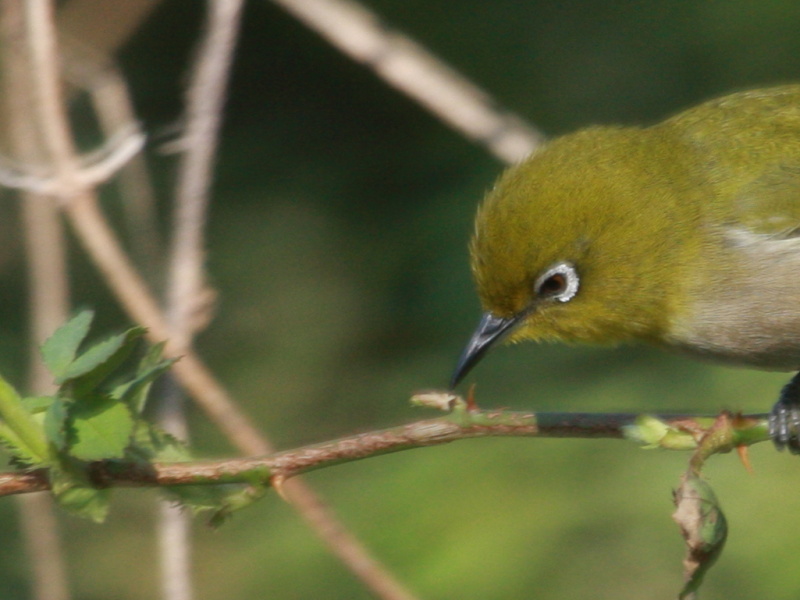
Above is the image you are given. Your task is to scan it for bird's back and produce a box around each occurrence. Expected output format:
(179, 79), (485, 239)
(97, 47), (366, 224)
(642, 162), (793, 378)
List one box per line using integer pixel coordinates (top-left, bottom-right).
(659, 86), (800, 369)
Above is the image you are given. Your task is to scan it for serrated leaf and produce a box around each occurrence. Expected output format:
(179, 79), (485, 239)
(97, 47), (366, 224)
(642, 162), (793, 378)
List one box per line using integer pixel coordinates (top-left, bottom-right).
(41, 310), (94, 380)
(111, 343), (175, 414)
(62, 326), (146, 388)
(50, 463), (110, 522)
(44, 397), (69, 449)
(0, 422), (44, 466)
(54, 485), (110, 523)
(115, 361), (174, 415)
(129, 421), (192, 462)
(70, 396), (134, 461)
(137, 341), (168, 376)
(163, 483), (264, 526)
(22, 396), (55, 414)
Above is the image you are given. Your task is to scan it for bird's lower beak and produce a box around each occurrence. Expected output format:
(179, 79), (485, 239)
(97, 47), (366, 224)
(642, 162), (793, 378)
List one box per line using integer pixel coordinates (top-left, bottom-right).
(450, 311), (522, 388)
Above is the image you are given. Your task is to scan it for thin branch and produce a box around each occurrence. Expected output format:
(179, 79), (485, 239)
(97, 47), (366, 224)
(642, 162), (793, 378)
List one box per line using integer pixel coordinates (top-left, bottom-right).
(24, 1), (79, 181)
(160, 1), (245, 598)
(0, 127), (144, 195)
(167, 0), (242, 345)
(61, 35), (163, 274)
(157, 492), (192, 600)
(0, 409), (771, 497)
(57, 0), (162, 57)
(0, 4), (72, 600)
(269, 0), (544, 163)
(87, 76), (163, 273)
(15, 494), (70, 600)
(1, 6), (70, 393)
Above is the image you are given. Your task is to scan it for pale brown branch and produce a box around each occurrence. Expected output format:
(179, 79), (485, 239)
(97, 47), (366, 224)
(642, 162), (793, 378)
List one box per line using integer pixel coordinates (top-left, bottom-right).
(60, 31), (163, 273)
(0, 128), (144, 194)
(160, 2), (244, 598)
(16, 494), (70, 600)
(168, 0), (243, 347)
(269, 0), (544, 163)
(24, 1), (79, 180)
(57, 0), (162, 56)
(1, 4), (72, 600)
(86, 70), (163, 273)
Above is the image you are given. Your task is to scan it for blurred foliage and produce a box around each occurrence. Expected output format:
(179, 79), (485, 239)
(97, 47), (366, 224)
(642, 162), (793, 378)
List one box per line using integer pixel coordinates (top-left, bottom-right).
(1, 0), (800, 598)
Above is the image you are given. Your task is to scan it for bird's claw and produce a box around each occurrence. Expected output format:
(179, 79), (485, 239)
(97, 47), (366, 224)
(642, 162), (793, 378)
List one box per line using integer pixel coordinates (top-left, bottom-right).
(769, 377), (800, 454)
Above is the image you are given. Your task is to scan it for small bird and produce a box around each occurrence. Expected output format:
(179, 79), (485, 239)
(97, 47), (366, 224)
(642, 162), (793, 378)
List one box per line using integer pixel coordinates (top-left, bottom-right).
(450, 86), (800, 451)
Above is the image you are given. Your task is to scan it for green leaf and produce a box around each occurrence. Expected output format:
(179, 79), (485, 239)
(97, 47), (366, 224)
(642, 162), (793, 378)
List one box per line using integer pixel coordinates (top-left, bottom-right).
(111, 342), (175, 414)
(70, 396), (134, 461)
(129, 421), (192, 462)
(0, 422), (44, 467)
(165, 484), (266, 526)
(22, 396), (55, 414)
(41, 310), (94, 381)
(55, 485), (110, 523)
(64, 326), (146, 390)
(50, 462), (110, 522)
(0, 375), (49, 465)
(44, 397), (69, 449)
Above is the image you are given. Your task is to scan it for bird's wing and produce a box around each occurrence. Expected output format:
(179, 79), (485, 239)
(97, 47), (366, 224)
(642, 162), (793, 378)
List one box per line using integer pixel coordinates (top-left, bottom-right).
(731, 163), (800, 238)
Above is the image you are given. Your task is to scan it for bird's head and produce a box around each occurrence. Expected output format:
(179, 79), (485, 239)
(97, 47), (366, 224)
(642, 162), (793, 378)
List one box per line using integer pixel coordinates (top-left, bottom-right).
(452, 126), (694, 386)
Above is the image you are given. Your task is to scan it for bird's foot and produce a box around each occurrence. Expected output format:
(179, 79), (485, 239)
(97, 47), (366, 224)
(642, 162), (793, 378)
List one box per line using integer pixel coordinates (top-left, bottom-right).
(769, 375), (800, 454)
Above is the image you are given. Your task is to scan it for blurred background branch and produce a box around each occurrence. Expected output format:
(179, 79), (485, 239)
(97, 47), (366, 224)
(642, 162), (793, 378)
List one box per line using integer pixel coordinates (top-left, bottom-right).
(0, 3), (71, 600)
(268, 0), (544, 163)
(159, 2), (245, 599)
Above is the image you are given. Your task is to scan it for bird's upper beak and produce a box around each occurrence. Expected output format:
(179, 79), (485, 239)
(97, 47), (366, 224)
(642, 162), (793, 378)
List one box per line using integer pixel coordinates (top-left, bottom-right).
(450, 311), (523, 388)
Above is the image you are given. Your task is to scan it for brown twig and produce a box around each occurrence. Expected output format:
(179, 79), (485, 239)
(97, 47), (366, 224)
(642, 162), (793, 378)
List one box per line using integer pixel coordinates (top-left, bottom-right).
(0, 410), (771, 497)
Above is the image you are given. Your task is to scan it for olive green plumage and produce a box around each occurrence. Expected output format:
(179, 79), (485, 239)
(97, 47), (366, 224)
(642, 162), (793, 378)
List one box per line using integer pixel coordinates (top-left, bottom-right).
(455, 85), (800, 388)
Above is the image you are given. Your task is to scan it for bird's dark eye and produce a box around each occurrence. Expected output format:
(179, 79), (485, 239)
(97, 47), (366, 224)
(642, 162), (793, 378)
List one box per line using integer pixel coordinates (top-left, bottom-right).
(539, 273), (567, 295)
(534, 262), (579, 303)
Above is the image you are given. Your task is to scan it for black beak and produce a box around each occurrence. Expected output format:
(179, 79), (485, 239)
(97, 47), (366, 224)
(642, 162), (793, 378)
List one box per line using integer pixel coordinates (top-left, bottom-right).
(450, 311), (522, 388)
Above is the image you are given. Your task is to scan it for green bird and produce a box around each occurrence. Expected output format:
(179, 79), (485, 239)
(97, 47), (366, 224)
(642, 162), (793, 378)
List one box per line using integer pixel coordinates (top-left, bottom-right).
(450, 85), (800, 451)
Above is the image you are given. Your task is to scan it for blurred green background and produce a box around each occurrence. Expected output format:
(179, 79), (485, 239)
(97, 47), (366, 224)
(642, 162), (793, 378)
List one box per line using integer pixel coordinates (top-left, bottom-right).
(3, 0), (800, 598)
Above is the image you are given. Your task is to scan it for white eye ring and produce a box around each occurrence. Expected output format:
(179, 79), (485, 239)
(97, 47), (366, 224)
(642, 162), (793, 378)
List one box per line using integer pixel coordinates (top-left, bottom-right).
(534, 262), (579, 303)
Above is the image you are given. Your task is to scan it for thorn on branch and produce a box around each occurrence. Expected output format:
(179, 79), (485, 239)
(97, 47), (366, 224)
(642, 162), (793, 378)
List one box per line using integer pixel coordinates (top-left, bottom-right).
(466, 383), (478, 412)
(271, 474), (288, 501)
